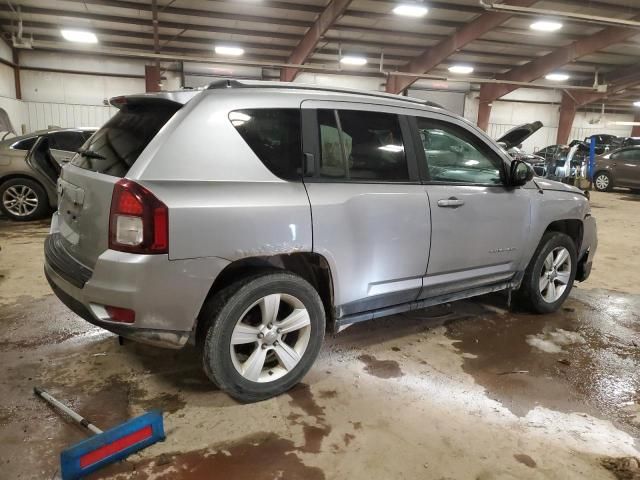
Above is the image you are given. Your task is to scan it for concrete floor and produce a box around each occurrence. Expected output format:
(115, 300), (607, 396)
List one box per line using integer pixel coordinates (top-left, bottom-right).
(1, 190), (639, 480)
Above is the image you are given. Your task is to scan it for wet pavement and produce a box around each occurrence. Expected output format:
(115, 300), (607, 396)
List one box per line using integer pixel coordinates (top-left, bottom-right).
(1, 192), (640, 480)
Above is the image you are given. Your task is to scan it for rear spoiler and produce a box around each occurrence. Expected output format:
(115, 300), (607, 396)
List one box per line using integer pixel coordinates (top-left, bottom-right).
(109, 90), (200, 109)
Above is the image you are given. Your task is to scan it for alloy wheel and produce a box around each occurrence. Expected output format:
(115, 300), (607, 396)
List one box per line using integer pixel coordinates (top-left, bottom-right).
(229, 293), (312, 383)
(595, 174), (609, 191)
(2, 185), (39, 217)
(539, 247), (572, 303)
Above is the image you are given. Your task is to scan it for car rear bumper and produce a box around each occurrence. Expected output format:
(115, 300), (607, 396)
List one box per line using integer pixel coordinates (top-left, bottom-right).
(44, 231), (229, 349)
(576, 215), (597, 282)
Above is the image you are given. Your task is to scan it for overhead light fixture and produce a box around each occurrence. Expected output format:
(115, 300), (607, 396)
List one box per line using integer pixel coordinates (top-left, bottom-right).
(215, 45), (244, 56)
(530, 21), (563, 32)
(610, 121), (640, 126)
(634, 101), (640, 108)
(545, 73), (569, 81)
(448, 65), (474, 74)
(393, 4), (429, 17)
(340, 55), (367, 66)
(61, 29), (98, 44)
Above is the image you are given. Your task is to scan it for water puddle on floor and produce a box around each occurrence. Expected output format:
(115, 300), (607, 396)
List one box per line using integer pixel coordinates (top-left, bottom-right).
(445, 291), (640, 437)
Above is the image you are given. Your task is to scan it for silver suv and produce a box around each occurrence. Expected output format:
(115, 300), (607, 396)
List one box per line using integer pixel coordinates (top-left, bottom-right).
(44, 80), (597, 402)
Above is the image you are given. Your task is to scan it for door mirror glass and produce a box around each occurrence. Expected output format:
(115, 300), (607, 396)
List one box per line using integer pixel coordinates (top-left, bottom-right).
(510, 160), (534, 186)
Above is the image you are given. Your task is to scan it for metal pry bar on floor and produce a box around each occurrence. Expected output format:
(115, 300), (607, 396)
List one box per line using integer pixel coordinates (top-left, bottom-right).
(34, 387), (165, 480)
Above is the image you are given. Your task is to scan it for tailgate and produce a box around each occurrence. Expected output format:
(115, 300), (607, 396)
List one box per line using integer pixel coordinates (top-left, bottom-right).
(56, 166), (118, 269)
(55, 98), (184, 269)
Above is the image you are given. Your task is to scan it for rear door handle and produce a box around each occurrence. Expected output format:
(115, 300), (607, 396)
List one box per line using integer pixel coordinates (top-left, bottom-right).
(437, 197), (465, 208)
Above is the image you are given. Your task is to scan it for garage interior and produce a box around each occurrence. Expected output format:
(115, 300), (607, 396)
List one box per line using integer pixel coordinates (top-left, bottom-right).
(1, 0), (640, 479)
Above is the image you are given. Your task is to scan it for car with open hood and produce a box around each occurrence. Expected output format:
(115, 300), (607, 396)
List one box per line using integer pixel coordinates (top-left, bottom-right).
(496, 121), (548, 175)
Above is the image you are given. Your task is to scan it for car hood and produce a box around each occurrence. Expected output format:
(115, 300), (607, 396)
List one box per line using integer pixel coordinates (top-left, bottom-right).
(533, 178), (584, 195)
(497, 121), (543, 149)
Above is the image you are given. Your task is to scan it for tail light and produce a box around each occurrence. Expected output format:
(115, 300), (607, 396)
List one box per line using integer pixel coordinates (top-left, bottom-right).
(109, 179), (168, 254)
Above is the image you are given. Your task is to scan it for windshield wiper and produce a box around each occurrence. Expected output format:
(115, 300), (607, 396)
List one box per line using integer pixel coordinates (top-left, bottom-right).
(77, 148), (106, 160)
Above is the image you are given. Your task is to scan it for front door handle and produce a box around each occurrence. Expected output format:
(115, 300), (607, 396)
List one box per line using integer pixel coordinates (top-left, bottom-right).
(437, 197), (465, 208)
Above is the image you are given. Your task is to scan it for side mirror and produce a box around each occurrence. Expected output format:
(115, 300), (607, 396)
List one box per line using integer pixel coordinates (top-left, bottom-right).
(510, 159), (534, 186)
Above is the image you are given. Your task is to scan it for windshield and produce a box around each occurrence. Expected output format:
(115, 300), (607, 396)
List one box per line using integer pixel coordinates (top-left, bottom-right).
(70, 103), (180, 177)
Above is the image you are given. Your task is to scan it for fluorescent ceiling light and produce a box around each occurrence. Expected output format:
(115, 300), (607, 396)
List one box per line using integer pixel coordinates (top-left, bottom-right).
(634, 101), (640, 108)
(393, 4), (429, 17)
(545, 73), (570, 81)
(340, 56), (367, 66)
(448, 65), (474, 74)
(530, 21), (563, 32)
(61, 29), (98, 43)
(610, 121), (640, 126)
(215, 46), (244, 56)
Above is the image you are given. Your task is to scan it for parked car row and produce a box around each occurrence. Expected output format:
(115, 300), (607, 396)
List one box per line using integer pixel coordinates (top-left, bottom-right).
(498, 128), (640, 191)
(0, 128), (96, 220)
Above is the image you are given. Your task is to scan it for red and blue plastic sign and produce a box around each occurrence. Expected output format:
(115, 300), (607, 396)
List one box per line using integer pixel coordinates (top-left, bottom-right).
(60, 410), (165, 480)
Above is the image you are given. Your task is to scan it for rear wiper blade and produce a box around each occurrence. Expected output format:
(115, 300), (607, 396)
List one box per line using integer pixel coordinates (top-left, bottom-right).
(77, 148), (106, 160)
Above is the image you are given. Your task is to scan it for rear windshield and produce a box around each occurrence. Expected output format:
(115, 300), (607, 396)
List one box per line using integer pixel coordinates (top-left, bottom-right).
(70, 103), (180, 177)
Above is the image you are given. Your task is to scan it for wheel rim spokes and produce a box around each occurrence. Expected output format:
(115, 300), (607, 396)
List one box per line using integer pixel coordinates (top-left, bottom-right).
(596, 176), (608, 189)
(2, 185), (38, 216)
(539, 246), (571, 303)
(242, 346), (269, 382)
(278, 308), (310, 334)
(230, 293), (311, 383)
(231, 324), (261, 345)
(273, 341), (301, 371)
(259, 294), (281, 326)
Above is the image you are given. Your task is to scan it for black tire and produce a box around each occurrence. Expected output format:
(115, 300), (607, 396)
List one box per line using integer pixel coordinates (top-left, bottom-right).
(200, 271), (325, 402)
(0, 177), (49, 221)
(516, 232), (577, 314)
(593, 171), (612, 192)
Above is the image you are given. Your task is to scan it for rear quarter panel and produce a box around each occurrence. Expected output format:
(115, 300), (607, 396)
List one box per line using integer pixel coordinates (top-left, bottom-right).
(130, 91), (313, 262)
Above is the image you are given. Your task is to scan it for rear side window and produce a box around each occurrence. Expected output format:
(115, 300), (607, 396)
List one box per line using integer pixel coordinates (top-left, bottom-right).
(11, 137), (37, 151)
(229, 109), (302, 180)
(317, 109), (409, 182)
(71, 103), (179, 177)
(49, 131), (86, 152)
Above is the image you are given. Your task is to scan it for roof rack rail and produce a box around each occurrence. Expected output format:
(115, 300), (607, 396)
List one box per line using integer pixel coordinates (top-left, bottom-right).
(206, 79), (444, 110)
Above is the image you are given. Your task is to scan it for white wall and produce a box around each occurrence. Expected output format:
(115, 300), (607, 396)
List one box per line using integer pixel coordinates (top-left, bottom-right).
(0, 52), (188, 135)
(1, 49), (633, 147)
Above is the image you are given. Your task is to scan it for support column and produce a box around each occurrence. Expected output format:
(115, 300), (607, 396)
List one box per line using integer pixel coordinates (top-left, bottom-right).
(557, 92), (577, 145)
(632, 111), (640, 137)
(477, 84), (493, 132)
(12, 49), (21, 100)
(145, 65), (161, 92)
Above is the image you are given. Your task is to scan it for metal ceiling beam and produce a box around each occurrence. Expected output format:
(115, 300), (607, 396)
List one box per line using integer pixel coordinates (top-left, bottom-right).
(0, 18), (620, 80)
(2, 3), (638, 61)
(280, 0), (353, 82)
(479, 15), (640, 103)
(385, 0), (538, 94)
(0, 5), (302, 40)
(0, 17), (622, 72)
(478, 15), (640, 130)
(19, 0), (640, 54)
(557, 65), (640, 143)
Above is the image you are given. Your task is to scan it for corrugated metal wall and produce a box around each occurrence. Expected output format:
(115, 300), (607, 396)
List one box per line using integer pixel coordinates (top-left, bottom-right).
(21, 102), (117, 133)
